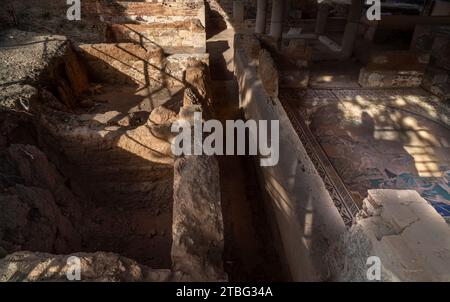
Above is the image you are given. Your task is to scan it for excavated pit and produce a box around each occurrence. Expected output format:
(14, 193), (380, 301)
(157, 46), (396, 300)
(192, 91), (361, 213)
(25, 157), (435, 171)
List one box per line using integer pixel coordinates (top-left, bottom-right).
(0, 37), (188, 269)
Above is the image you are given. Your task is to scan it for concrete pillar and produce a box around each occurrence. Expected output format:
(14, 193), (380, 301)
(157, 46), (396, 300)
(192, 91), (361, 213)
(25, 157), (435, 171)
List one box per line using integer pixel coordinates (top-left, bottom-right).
(233, 0), (245, 23)
(340, 0), (364, 58)
(269, 0), (285, 39)
(255, 0), (268, 34)
(315, 3), (330, 36)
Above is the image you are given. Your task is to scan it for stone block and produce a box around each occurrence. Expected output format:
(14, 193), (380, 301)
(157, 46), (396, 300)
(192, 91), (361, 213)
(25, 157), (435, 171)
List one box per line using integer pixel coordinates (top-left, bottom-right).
(258, 49), (279, 98)
(110, 20), (206, 53)
(172, 155), (226, 281)
(79, 43), (208, 88)
(79, 43), (165, 86)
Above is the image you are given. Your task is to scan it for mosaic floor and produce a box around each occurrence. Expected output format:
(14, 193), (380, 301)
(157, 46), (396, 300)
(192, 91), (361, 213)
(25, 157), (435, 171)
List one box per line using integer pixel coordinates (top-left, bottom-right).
(281, 88), (450, 223)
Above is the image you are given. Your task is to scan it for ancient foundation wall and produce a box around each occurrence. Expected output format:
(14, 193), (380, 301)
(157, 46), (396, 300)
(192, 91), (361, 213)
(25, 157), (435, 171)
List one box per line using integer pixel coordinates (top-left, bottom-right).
(234, 39), (347, 281)
(78, 43), (209, 87)
(1, 1), (206, 52)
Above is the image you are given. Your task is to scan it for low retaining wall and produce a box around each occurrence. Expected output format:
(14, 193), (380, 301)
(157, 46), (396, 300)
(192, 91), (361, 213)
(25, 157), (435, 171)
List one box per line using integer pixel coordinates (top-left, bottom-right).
(110, 20), (206, 54)
(78, 43), (209, 87)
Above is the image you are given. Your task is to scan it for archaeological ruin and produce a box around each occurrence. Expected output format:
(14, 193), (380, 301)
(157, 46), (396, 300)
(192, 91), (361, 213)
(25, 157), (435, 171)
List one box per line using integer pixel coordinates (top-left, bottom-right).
(0, 0), (449, 283)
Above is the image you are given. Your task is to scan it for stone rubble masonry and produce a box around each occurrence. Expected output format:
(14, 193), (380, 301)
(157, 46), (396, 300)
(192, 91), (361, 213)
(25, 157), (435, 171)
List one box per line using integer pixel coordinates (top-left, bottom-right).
(0, 251), (171, 282)
(110, 20), (206, 53)
(78, 43), (209, 87)
(330, 189), (450, 281)
(83, 1), (202, 21)
(0, 30), (89, 111)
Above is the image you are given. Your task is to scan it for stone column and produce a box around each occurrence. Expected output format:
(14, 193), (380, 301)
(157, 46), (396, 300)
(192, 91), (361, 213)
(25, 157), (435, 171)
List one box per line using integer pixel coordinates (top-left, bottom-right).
(233, 0), (245, 23)
(255, 0), (268, 34)
(315, 3), (330, 36)
(340, 0), (364, 58)
(269, 0), (285, 39)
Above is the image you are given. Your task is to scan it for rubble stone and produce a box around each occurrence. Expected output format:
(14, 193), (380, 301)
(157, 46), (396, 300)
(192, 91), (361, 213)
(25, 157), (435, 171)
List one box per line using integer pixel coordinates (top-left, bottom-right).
(149, 105), (178, 125)
(0, 251), (171, 282)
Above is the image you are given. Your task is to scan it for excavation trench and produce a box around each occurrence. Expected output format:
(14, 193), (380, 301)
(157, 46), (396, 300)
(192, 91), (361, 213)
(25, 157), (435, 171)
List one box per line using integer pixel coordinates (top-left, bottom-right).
(0, 36), (204, 271)
(1, 21), (287, 280)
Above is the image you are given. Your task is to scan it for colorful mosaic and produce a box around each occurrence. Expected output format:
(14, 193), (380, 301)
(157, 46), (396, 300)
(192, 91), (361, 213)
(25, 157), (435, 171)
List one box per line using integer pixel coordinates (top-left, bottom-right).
(281, 88), (450, 222)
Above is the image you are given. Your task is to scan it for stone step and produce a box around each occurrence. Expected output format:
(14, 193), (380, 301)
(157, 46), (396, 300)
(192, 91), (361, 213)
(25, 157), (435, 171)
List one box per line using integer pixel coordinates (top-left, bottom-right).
(78, 43), (209, 86)
(109, 21), (206, 53)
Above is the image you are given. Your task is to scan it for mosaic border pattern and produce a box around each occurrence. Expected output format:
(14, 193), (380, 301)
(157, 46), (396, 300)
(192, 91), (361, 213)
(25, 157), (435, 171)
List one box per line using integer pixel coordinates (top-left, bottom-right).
(282, 94), (360, 227)
(281, 88), (450, 227)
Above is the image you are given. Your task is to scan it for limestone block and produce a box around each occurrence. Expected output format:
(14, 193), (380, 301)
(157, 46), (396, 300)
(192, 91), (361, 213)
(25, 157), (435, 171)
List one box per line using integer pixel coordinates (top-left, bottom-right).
(149, 105), (178, 125)
(110, 19), (206, 52)
(258, 49), (279, 98)
(79, 43), (164, 86)
(171, 155), (226, 281)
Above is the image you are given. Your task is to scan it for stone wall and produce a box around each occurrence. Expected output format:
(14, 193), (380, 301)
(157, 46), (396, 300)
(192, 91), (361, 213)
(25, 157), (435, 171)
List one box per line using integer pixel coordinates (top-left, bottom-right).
(169, 59), (225, 281)
(1, 1), (206, 52)
(0, 251), (171, 282)
(78, 43), (209, 87)
(234, 35), (346, 281)
(110, 20), (206, 53)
